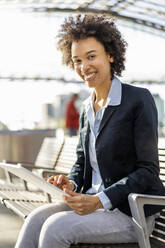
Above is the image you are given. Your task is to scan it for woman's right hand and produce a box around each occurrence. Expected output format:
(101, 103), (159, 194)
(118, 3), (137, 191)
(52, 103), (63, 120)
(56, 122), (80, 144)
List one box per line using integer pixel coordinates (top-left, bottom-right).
(46, 174), (75, 191)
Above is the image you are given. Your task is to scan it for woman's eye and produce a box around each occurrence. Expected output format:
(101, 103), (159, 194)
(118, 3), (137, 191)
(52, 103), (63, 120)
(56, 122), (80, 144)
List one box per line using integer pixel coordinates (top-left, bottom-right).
(89, 55), (95, 59)
(73, 60), (81, 64)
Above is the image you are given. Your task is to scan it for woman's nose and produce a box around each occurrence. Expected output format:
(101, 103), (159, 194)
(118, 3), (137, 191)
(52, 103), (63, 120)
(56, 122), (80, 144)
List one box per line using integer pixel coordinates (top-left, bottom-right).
(80, 61), (90, 74)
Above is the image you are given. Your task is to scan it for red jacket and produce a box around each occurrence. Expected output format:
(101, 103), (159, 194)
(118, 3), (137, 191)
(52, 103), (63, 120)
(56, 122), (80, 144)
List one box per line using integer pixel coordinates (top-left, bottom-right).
(65, 99), (79, 129)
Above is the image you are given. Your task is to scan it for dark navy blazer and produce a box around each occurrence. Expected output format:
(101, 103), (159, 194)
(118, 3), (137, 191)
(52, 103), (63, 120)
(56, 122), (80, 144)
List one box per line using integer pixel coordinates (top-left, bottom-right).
(68, 83), (165, 216)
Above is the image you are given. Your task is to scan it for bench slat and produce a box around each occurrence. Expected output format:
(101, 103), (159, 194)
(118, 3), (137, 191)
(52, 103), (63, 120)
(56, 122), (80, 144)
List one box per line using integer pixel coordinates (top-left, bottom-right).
(4, 200), (46, 219)
(0, 190), (47, 202)
(35, 138), (64, 169)
(160, 168), (165, 175)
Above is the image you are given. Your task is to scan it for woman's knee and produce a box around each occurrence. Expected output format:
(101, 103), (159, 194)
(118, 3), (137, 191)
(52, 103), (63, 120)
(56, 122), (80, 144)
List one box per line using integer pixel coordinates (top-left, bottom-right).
(25, 205), (48, 228)
(26, 202), (68, 227)
(39, 211), (75, 247)
(15, 203), (70, 248)
(14, 206), (49, 248)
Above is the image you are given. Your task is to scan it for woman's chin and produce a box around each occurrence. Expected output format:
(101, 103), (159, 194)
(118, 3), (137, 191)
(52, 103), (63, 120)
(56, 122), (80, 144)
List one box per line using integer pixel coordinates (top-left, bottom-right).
(85, 80), (96, 88)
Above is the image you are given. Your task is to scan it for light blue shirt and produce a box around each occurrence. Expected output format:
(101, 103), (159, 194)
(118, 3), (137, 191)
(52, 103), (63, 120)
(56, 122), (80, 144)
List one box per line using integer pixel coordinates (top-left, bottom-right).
(85, 76), (122, 210)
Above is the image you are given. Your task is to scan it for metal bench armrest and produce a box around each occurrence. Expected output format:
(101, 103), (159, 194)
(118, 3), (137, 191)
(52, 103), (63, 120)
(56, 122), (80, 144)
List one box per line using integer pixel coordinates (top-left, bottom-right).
(128, 193), (165, 248)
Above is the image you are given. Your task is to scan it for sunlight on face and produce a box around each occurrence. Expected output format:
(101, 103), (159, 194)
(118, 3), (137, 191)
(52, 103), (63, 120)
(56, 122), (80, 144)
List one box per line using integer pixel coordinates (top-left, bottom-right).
(71, 37), (112, 91)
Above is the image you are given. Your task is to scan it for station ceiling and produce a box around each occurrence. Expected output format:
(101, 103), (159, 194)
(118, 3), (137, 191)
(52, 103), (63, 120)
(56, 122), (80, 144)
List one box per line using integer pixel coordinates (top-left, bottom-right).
(1, 0), (165, 37)
(0, 0), (164, 83)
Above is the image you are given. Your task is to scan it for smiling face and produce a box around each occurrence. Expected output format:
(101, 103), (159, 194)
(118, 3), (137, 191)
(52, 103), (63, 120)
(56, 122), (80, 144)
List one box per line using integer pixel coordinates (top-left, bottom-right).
(71, 37), (113, 91)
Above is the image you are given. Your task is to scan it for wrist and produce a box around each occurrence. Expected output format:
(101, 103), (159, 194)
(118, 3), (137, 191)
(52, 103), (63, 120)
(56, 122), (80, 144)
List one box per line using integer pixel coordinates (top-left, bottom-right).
(69, 182), (75, 191)
(69, 180), (77, 191)
(94, 195), (103, 210)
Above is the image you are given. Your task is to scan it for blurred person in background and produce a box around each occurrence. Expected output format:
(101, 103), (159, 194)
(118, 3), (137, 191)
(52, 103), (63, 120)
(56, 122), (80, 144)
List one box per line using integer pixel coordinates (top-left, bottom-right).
(65, 93), (79, 136)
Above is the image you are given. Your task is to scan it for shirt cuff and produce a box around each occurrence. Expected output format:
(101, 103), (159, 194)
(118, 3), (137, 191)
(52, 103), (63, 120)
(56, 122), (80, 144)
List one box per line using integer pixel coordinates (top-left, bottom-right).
(97, 192), (112, 211)
(69, 180), (77, 192)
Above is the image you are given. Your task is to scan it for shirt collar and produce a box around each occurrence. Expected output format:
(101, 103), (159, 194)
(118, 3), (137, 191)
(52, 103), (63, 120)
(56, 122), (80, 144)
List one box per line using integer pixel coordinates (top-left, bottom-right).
(84, 76), (122, 112)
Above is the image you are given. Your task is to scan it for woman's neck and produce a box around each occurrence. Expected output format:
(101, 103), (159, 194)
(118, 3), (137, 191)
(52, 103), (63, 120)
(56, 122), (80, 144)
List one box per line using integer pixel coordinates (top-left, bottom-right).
(93, 81), (112, 114)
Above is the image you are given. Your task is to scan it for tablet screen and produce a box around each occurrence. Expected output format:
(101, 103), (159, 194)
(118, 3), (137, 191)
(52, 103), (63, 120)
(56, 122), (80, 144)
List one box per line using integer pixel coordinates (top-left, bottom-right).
(0, 163), (69, 201)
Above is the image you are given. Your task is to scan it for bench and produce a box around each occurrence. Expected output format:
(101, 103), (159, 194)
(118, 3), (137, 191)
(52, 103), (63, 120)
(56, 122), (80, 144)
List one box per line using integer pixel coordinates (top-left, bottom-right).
(0, 137), (64, 208)
(2, 136), (64, 182)
(42, 136), (78, 177)
(0, 136), (63, 184)
(0, 136), (78, 218)
(0, 137), (165, 248)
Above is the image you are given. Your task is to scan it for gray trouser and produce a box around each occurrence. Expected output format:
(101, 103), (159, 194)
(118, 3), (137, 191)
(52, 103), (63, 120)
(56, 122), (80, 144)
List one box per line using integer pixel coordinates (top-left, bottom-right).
(15, 201), (155, 248)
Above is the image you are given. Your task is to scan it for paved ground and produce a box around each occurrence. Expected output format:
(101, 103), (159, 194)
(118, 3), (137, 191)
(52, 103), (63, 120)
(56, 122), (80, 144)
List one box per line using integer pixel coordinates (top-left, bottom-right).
(0, 204), (23, 248)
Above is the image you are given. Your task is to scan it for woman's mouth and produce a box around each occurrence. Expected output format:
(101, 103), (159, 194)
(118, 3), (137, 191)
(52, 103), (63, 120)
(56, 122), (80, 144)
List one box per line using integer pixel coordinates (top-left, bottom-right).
(84, 72), (96, 81)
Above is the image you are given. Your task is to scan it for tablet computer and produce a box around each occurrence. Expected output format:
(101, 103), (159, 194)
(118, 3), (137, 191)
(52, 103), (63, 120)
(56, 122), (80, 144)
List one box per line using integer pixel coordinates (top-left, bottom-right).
(0, 162), (69, 201)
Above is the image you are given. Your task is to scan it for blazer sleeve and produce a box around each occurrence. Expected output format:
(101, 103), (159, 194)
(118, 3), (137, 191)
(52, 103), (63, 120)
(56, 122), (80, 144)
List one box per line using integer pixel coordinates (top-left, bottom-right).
(103, 89), (160, 209)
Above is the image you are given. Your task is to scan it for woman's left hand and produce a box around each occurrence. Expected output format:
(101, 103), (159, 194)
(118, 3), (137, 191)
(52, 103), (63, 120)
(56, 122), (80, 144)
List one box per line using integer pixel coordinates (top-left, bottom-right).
(63, 189), (103, 215)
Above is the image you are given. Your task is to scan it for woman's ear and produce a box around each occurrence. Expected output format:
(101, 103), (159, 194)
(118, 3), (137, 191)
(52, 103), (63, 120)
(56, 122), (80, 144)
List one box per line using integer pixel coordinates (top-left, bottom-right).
(108, 56), (114, 63)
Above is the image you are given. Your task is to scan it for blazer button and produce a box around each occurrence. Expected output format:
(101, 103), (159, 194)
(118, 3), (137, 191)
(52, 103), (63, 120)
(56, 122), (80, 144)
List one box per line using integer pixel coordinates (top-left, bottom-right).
(105, 178), (111, 183)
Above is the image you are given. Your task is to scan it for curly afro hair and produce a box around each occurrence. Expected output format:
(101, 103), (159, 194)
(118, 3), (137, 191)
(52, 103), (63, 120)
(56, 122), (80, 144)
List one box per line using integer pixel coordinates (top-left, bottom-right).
(57, 14), (127, 79)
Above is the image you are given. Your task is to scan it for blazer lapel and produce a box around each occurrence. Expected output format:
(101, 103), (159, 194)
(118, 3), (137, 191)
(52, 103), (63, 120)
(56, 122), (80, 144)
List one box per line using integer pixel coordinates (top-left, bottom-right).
(80, 111), (92, 189)
(98, 105), (117, 134)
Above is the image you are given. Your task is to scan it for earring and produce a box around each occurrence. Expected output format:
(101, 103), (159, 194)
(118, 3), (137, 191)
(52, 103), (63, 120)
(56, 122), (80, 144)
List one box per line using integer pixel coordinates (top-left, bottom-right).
(109, 57), (114, 63)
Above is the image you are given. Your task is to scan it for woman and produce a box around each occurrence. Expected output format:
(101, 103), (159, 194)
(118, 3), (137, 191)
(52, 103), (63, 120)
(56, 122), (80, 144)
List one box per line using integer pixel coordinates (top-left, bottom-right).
(15, 14), (165, 248)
